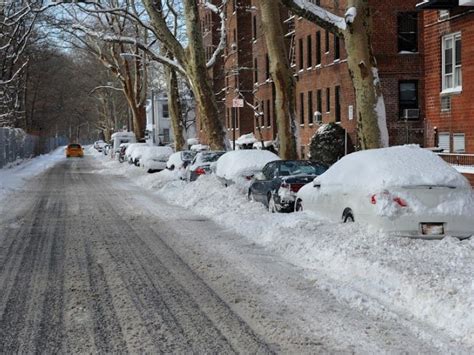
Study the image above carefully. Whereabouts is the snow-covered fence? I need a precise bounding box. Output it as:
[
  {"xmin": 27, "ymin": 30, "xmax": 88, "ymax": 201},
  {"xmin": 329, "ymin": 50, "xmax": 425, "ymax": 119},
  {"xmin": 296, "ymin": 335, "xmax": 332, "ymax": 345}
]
[
  {"xmin": 438, "ymin": 152, "xmax": 474, "ymax": 167},
  {"xmin": 0, "ymin": 128, "xmax": 66, "ymax": 169}
]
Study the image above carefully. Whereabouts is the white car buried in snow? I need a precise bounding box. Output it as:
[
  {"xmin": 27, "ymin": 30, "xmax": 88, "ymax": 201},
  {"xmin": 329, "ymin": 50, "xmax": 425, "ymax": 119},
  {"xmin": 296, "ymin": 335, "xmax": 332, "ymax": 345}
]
[
  {"xmin": 295, "ymin": 145, "xmax": 474, "ymax": 239},
  {"xmin": 139, "ymin": 146, "xmax": 174, "ymax": 173},
  {"xmin": 216, "ymin": 149, "xmax": 280, "ymax": 189}
]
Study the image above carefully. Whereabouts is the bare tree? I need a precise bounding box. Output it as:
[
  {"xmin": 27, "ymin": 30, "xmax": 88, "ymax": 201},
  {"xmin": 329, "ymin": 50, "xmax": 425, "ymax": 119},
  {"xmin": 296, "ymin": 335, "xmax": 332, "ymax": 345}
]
[
  {"xmin": 279, "ymin": 0, "xmax": 389, "ymax": 149},
  {"xmin": 259, "ymin": 0, "xmax": 298, "ymax": 159}
]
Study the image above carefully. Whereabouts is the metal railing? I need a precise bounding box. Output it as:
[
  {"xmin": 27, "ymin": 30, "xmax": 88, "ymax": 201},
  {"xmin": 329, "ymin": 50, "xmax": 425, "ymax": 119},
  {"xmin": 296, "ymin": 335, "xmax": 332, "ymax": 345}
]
[{"xmin": 438, "ymin": 153, "xmax": 474, "ymax": 167}]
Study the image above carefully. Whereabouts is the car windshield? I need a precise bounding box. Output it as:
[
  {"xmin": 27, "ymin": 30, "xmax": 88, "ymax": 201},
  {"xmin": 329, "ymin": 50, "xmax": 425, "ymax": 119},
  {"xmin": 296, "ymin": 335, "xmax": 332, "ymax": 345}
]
[
  {"xmin": 68, "ymin": 144, "xmax": 81, "ymax": 149},
  {"xmin": 182, "ymin": 151, "xmax": 196, "ymax": 161},
  {"xmin": 200, "ymin": 152, "xmax": 225, "ymax": 163},
  {"xmin": 278, "ymin": 162, "xmax": 326, "ymax": 176}
]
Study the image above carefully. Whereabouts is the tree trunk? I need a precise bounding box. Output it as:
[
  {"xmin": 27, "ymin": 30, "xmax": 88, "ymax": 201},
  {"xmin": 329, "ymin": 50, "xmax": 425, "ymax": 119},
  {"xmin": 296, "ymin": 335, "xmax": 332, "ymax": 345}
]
[
  {"xmin": 345, "ymin": 0, "xmax": 388, "ymax": 149},
  {"xmin": 182, "ymin": 0, "xmax": 226, "ymax": 150},
  {"xmin": 259, "ymin": 0, "xmax": 298, "ymax": 159},
  {"xmin": 165, "ymin": 66, "xmax": 186, "ymax": 151}
]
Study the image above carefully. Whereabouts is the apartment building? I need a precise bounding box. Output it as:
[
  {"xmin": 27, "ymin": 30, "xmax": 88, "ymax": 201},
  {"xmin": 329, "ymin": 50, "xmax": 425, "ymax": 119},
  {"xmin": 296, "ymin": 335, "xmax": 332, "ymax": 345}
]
[
  {"xmin": 199, "ymin": 0, "xmax": 425, "ymax": 156},
  {"xmin": 417, "ymin": 0, "xmax": 474, "ymax": 154}
]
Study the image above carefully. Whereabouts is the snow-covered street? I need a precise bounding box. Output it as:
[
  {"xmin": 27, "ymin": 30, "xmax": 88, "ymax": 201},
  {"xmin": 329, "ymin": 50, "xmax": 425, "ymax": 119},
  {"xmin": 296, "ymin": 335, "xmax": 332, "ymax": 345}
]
[{"xmin": 0, "ymin": 149, "xmax": 472, "ymax": 353}]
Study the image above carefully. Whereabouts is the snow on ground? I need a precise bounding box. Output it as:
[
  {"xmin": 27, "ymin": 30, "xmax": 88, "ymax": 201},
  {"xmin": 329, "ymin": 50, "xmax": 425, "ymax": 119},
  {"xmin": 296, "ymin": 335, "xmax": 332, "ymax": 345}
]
[
  {"xmin": 0, "ymin": 146, "xmax": 65, "ymax": 201},
  {"xmin": 91, "ymin": 148, "xmax": 474, "ymax": 349}
]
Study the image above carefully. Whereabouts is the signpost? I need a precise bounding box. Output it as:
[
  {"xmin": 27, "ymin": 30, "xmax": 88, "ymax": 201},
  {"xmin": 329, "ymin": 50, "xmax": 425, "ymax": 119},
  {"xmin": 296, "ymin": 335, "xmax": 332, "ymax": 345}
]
[{"xmin": 232, "ymin": 99, "xmax": 244, "ymax": 150}]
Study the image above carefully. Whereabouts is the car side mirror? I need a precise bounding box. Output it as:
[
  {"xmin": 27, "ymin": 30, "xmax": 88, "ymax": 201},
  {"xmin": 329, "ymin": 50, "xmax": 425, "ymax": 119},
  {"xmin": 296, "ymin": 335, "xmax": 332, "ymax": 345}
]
[{"xmin": 313, "ymin": 179, "xmax": 321, "ymax": 188}]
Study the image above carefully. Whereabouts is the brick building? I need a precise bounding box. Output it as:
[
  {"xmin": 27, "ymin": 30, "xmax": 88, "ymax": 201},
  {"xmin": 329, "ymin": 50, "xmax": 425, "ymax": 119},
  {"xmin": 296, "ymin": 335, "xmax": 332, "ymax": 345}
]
[
  {"xmin": 417, "ymin": 0, "xmax": 474, "ymax": 154},
  {"xmin": 199, "ymin": 0, "xmax": 425, "ymax": 156}
]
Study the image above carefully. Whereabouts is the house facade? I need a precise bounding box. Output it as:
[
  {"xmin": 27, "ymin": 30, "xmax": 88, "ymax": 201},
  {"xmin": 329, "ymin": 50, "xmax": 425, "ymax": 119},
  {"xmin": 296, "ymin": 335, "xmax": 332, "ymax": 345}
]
[{"xmin": 417, "ymin": 0, "xmax": 474, "ymax": 154}]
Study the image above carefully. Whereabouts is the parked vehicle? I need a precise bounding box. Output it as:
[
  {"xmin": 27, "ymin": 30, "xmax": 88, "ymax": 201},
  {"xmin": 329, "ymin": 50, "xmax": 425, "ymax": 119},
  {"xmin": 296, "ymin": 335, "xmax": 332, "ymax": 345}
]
[
  {"xmin": 186, "ymin": 151, "xmax": 226, "ymax": 182},
  {"xmin": 65, "ymin": 143, "xmax": 84, "ymax": 158},
  {"xmin": 166, "ymin": 151, "xmax": 196, "ymax": 178},
  {"xmin": 125, "ymin": 143, "xmax": 148, "ymax": 165},
  {"xmin": 215, "ymin": 150, "xmax": 280, "ymax": 188},
  {"xmin": 93, "ymin": 140, "xmax": 106, "ymax": 152},
  {"xmin": 111, "ymin": 131, "xmax": 136, "ymax": 158},
  {"xmin": 103, "ymin": 144, "xmax": 111, "ymax": 156},
  {"xmin": 118, "ymin": 143, "xmax": 130, "ymax": 163},
  {"xmin": 249, "ymin": 160, "xmax": 327, "ymax": 212},
  {"xmin": 295, "ymin": 146, "xmax": 474, "ymax": 239},
  {"xmin": 140, "ymin": 146, "xmax": 174, "ymax": 173}
]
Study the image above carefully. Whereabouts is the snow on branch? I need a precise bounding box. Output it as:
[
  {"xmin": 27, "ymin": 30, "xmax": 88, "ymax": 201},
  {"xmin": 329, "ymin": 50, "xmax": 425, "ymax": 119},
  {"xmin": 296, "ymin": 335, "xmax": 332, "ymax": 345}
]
[
  {"xmin": 72, "ymin": 24, "xmax": 186, "ymax": 76},
  {"xmin": 204, "ymin": 0, "xmax": 227, "ymax": 69},
  {"xmin": 281, "ymin": 0, "xmax": 348, "ymax": 34}
]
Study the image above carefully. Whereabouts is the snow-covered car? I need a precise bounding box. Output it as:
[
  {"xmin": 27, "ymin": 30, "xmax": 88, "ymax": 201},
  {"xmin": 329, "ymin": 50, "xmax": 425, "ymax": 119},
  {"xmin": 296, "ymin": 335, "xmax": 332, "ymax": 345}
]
[
  {"xmin": 249, "ymin": 160, "xmax": 327, "ymax": 212},
  {"xmin": 166, "ymin": 151, "xmax": 196, "ymax": 178},
  {"xmin": 125, "ymin": 143, "xmax": 148, "ymax": 165},
  {"xmin": 186, "ymin": 151, "xmax": 226, "ymax": 182},
  {"xmin": 216, "ymin": 150, "xmax": 280, "ymax": 189},
  {"xmin": 295, "ymin": 145, "xmax": 474, "ymax": 239},
  {"xmin": 93, "ymin": 140, "xmax": 106, "ymax": 152},
  {"xmin": 140, "ymin": 146, "xmax": 174, "ymax": 173},
  {"xmin": 118, "ymin": 143, "xmax": 130, "ymax": 163}
]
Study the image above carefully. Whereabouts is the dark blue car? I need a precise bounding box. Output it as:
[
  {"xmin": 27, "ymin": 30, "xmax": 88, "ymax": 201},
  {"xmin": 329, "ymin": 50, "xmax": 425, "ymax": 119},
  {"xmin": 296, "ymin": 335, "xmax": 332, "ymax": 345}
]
[{"xmin": 248, "ymin": 160, "xmax": 327, "ymax": 212}]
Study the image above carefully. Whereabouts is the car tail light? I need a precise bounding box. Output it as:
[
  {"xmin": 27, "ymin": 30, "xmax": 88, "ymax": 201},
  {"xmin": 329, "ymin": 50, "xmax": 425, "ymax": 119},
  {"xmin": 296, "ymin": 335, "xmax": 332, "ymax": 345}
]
[
  {"xmin": 393, "ymin": 197, "xmax": 407, "ymax": 207},
  {"xmin": 371, "ymin": 192, "xmax": 408, "ymax": 207},
  {"xmin": 195, "ymin": 167, "xmax": 206, "ymax": 175},
  {"xmin": 290, "ymin": 183, "xmax": 304, "ymax": 193}
]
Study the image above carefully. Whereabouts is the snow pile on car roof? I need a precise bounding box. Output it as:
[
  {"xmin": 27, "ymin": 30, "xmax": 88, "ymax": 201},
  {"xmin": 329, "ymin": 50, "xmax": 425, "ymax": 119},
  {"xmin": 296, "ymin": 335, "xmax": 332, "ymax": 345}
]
[
  {"xmin": 216, "ymin": 150, "xmax": 280, "ymax": 180},
  {"xmin": 141, "ymin": 146, "xmax": 173, "ymax": 160},
  {"xmin": 318, "ymin": 145, "xmax": 470, "ymax": 189}
]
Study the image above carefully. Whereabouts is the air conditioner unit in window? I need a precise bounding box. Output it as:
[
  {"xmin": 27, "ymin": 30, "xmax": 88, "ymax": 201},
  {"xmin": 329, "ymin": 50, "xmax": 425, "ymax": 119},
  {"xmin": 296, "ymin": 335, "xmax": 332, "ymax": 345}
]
[
  {"xmin": 403, "ymin": 108, "xmax": 420, "ymax": 119},
  {"xmin": 314, "ymin": 111, "xmax": 322, "ymax": 123}
]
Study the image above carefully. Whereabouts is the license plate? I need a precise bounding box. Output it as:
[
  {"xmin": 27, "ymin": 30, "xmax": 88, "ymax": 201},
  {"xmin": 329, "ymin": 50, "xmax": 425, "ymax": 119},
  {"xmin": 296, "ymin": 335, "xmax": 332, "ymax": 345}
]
[{"xmin": 421, "ymin": 223, "xmax": 444, "ymax": 235}]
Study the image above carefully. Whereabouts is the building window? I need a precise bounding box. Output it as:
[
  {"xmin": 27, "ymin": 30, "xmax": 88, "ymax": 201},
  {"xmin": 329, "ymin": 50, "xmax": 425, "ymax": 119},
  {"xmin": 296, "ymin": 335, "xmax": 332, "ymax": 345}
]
[
  {"xmin": 254, "ymin": 58, "xmax": 258, "ymax": 84},
  {"xmin": 163, "ymin": 128, "xmax": 170, "ymax": 143},
  {"xmin": 335, "ymin": 86, "xmax": 341, "ymax": 122},
  {"xmin": 442, "ymin": 33, "xmax": 462, "ymax": 92},
  {"xmin": 441, "ymin": 96, "xmax": 451, "ymax": 112},
  {"xmin": 326, "ymin": 88, "xmax": 330, "ymax": 113},
  {"xmin": 325, "ymin": 30, "xmax": 330, "ymax": 53},
  {"xmin": 299, "ymin": 38, "xmax": 304, "ymax": 70},
  {"xmin": 334, "ymin": 35, "xmax": 340, "ymax": 60},
  {"xmin": 300, "ymin": 92, "xmax": 305, "ymax": 124},
  {"xmin": 316, "ymin": 31, "xmax": 321, "ymax": 65},
  {"xmin": 266, "ymin": 54, "xmax": 270, "ymax": 79},
  {"xmin": 252, "ymin": 15, "xmax": 257, "ymax": 40},
  {"xmin": 438, "ymin": 133, "xmax": 450, "ymax": 152},
  {"xmin": 398, "ymin": 12, "xmax": 418, "ymax": 53},
  {"xmin": 162, "ymin": 104, "xmax": 169, "ymax": 118},
  {"xmin": 266, "ymin": 100, "xmax": 271, "ymax": 127},
  {"xmin": 399, "ymin": 81, "xmax": 419, "ymax": 119},
  {"xmin": 307, "ymin": 35, "xmax": 312, "ymax": 68},
  {"xmin": 316, "ymin": 89, "xmax": 322, "ymax": 117},
  {"xmin": 308, "ymin": 91, "xmax": 313, "ymax": 124},
  {"xmin": 453, "ymin": 133, "xmax": 465, "ymax": 153}
]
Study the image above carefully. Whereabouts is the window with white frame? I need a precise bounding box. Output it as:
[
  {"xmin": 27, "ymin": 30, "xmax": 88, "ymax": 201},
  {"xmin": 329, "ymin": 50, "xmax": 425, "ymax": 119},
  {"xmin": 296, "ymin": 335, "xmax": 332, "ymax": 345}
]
[
  {"xmin": 453, "ymin": 133, "xmax": 465, "ymax": 153},
  {"xmin": 438, "ymin": 132, "xmax": 450, "ymax": 152},
  {"xmin": 442, "ymin": 33, "xmax": 462, "ymax": 93}
]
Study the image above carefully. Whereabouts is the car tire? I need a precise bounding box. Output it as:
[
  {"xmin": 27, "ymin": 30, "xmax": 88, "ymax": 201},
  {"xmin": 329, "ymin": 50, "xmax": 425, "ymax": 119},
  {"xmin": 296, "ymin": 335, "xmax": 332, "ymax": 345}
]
[
  {"xmin": 343, "ymin": 209, "xmax": 354, "ymax": 223},
  {"xmin": 295, "ymin": 199, "xmax": 303, "ymax": 212}
]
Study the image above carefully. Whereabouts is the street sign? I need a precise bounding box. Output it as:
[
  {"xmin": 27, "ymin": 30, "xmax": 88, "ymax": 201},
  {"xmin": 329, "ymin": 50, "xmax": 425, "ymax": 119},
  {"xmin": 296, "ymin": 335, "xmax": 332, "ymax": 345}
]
[{"xmin": 232, "ymin": 98, "xmax": 244, "ymax": 108}]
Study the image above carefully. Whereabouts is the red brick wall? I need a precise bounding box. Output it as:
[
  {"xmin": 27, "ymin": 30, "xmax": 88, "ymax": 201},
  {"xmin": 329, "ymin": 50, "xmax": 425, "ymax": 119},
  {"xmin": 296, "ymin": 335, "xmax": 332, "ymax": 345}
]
[{"xmin": 423, "ymin": 10, "xmax": 474, "ymax": 153}]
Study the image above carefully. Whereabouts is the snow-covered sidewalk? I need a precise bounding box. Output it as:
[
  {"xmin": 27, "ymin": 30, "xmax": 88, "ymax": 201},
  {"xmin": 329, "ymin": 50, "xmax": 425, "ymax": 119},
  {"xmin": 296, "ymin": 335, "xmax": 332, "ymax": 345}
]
[
  {"xmin": 0, "ymin": 147, "xmax": 65, "ymax": 201},
  {"xmin": 92, "ymin": 149, "xmax": 474, "ymax": 350}
]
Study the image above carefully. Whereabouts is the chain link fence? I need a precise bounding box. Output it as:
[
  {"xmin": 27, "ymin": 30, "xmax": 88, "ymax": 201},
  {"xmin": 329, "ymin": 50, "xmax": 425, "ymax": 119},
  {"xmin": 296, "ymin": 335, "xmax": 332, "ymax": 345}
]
[{"xmin": 0, "ymin": 128, "xmax": 68, "ymax": 169}]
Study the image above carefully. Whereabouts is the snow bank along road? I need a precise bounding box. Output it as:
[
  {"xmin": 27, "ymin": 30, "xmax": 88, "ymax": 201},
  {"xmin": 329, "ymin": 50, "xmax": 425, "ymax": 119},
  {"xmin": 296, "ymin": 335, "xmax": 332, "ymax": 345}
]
[{"xmin": 0, "ymin": 153, "xmax": 471, "ymax": 353}]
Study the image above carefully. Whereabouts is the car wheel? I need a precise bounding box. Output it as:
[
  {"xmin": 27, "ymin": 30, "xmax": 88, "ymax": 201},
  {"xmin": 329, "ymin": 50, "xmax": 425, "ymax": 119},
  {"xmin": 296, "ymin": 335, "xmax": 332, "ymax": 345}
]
[
  {"xmin": 343, "ymin": 209, "xmax": 354, "ymax": 223},
  {"xmin": 295, "ymin": 199, "xmax": 303, "ymax": 212}
]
